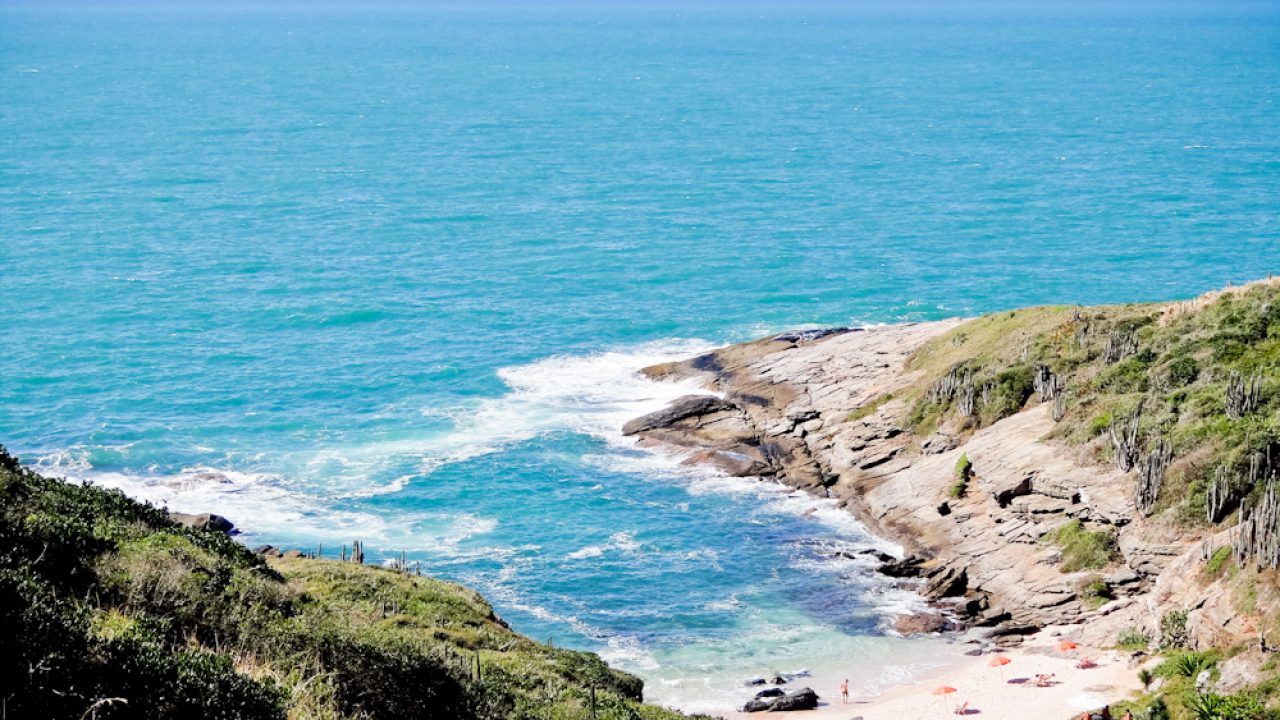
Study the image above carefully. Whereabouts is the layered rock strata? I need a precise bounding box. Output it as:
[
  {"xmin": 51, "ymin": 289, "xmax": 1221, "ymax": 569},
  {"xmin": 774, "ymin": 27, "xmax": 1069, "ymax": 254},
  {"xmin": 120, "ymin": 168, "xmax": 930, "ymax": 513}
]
[{"xmin": 625, "ymin": 321, "xmax": 1262, "ymax": 648}]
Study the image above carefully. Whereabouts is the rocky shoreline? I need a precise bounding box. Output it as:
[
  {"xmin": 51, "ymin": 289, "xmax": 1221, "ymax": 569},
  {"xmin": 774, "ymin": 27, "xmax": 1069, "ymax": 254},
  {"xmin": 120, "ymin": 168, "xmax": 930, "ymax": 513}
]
[{"xmin": 622, "ymin": 319, "xmax": 1269, "ymax": 664}]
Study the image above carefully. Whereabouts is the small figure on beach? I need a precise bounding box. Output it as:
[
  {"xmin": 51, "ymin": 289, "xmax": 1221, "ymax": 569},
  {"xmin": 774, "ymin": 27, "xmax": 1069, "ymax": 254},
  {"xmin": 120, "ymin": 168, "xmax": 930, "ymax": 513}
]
[
  {"xmin": 840, "ymin": 678, "xmax": 849, "ymax": 704},
  {"xmin": 1122, "ymin": 711, "xmax": 1135, "ymax": 720},
  {"xmin": 1101, "ymin": 705, "xmax": 1112, "ymax": 720}
]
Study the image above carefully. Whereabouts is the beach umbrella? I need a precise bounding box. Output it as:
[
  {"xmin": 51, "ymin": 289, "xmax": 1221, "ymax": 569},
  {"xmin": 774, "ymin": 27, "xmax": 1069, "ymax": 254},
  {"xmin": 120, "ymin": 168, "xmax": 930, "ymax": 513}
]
[
  {"xmin": 988, "ymin": 655, "xmax": 1011, "ymax": 683},
  {"xmin": 932, "ymin": 685, "xmax": 958, "ymax": 713}
]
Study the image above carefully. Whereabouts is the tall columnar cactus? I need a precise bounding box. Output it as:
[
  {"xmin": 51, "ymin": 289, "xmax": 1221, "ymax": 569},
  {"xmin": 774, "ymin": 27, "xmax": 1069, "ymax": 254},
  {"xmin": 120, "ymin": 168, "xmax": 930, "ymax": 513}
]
[
  {"xmin": 1110, "ymin": 398, "xmax": 1146, "ymax": 472},
  {"xmin": 1135, "ymin": 435, "xmax": 1171, "ymax": 516},
  {"xmin": 1103, "ymin": 328, "xmax": 1139, "ymax": 364},
  {"xmin": 1206, "ymin": 466, "xmax": 1235, "ymax": 524},
  {"xmin": 1033, "ymin": 365, "xmax": 1062, "ymax": 402},
  {"xmin": 928, "ymin": 363, "xmax": 973, "ymax": 404},
  {"xmin": 1225, "ymin": 371, "xmax": 1262, "ymax": 419},
  {"xmin": 1051, "ymin": 392, "xmax": 1067, "ymax": 422},
  {"xmin": 1234, "ymin": 479, "xmax": 1280, "ymax": 570}
]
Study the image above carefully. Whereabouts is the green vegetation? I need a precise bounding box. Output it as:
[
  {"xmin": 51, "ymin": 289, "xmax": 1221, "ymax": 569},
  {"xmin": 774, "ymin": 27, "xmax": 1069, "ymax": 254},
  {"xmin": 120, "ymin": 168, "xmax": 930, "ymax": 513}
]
[
  {"xmin": 1078, "ymin": 575, "xmax": 1114, "ymax": 609},
  {"xmin": 1118, "ymin": 627, "xmax": 1153, "ymax": 652},
  {"xmin": 0, "ymin": 447, "xmax": 702, "ymax": 720},
  {"xmin": 1044, "ymin": 519, "xmax": 1121, "ymax": 572},
  {"xmin": 903, "ymin": 279, "xmax": 1280, "ymax": 530},
  {"xmin": 950, "ymin": 453, "xmax": 972, "ymax": 499},
  {"xmin": 1107, "ymin": 648, "xmax": 1280, "ymax": 720},
  {"xmin": 1204, "ymin": 546, "xmax": 1233, "ymax": 577},
  {"xmin": 846, "ymin": 392, "xmax": 894, "ymax": 422},
  {"xmin": 1160, "ymin": 610, "xmax": 1189, "ymax": 650}
]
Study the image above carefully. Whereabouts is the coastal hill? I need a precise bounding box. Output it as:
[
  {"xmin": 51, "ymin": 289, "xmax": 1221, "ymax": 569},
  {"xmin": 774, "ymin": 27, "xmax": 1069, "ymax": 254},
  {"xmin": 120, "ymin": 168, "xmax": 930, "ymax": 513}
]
[
  {"xmin": 0, "ymin": 446, "xmax": 710, "ymax": 720},
  {"xmin": 627, "ymin": 278, "xmax": 1280, "ymax": 719}
]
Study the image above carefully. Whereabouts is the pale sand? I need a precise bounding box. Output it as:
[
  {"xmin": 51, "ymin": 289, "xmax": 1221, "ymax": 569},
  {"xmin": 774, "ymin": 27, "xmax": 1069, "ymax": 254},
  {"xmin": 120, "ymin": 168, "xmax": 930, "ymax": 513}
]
[{"xmin": 721, "ymin": 637, "xmax": 1145, "ymax": 720}]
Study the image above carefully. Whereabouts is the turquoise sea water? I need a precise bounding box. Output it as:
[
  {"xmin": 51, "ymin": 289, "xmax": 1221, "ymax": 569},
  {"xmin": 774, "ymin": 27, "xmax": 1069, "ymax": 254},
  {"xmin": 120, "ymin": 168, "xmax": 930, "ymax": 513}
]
[{"xmin": 3, "ymin": 1, "xmax": 1280, "ymax": 712}]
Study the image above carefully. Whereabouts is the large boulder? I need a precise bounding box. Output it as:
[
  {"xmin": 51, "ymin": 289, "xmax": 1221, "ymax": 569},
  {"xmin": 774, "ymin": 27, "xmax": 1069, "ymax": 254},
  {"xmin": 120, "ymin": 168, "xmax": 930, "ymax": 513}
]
[
  {"xmin": 741, "ymin": 687, "xmax": 820, "ymax": 712},
  {"xmin": 168, "ymin": 511, "xmax": 235, "ymax": 534}
]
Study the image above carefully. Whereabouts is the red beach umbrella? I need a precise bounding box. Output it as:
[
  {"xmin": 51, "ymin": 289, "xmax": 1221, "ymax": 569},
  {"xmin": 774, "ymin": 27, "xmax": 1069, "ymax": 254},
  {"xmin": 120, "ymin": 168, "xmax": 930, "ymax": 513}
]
[
  {"xmin": 932, "ymin": 685, "xmax": 958, "ymax": 713},
  {"xmin": 988, "ymin": 654, "xmax": 1011, "ymax": 682}
]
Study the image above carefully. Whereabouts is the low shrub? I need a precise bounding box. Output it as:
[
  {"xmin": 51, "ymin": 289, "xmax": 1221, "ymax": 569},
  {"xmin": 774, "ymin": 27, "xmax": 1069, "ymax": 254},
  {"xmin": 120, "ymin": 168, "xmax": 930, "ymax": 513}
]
[{"xmin": 1044, "ymin": 520, "xmax": 1121, "ymax": 572}]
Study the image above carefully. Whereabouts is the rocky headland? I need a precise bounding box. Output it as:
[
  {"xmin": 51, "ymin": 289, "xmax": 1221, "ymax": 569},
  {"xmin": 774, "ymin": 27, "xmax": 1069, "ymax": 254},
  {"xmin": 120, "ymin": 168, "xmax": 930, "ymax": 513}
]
[{"xmin": 625, "ymin": 280, "xmax": 1280, "ymax": 715}]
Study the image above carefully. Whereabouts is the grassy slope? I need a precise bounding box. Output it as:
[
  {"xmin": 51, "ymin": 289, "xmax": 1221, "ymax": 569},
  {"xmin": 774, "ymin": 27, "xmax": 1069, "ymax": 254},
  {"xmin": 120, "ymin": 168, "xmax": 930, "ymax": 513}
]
[
  {"xmin": 903, "ymin": 278, "xmax": 1280, "ymax": 531},
  {"xmin": 869, "ymin": 279, "xmax": 1280, "ymax": 720},
  {"xmin": 0, "ymin": 447, "xmax": 703, "ymax": 720}
]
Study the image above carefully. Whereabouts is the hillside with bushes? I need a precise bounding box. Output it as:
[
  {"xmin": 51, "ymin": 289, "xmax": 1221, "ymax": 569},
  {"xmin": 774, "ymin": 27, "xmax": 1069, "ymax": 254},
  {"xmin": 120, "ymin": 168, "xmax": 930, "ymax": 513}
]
[{"xmin": 0, "ymin": 447, "xmax": 702, "ymax": 720}]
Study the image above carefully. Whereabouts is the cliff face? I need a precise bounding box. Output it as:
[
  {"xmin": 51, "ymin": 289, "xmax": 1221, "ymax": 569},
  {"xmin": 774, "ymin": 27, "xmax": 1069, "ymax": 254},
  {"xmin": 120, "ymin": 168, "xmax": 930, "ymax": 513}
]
[{"xmin": 624, "ymin": 283, "xmax": 1280, "ymax": 664}]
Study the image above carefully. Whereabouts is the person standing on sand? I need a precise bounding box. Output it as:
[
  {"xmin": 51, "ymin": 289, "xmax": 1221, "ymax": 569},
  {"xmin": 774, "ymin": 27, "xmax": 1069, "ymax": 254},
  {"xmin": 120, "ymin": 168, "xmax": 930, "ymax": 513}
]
[{"xmin": 840, "ymin": 679, "xmax": 849, "ymax": 704}]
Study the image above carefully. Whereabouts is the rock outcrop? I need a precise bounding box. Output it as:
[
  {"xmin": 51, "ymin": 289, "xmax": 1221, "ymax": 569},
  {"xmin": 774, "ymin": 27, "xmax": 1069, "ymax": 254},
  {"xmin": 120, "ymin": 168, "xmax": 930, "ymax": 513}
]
[
  {"xmin": 168, "ymin": 510, "xmax": 235, "ymax": 534},
  {"xmin": 624, "ymin": 321, "xmax": 1273, "ymax": 651},
  {"xmin": 742, "ymin": 687, "xmax": 819, "ymax": 712}
]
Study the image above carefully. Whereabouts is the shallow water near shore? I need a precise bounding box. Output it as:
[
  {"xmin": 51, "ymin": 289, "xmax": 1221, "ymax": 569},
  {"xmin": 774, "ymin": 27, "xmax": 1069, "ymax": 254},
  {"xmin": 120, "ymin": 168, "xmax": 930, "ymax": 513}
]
[{"xmin": 3, "ymin": 1, "xmax": 1280, "ymax": 713}]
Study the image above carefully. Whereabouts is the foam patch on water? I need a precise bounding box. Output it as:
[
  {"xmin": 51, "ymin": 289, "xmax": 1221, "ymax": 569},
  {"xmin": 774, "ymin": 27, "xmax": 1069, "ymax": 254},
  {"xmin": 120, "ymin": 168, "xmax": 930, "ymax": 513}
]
[{"xmin": 310, "ymin": 338, "xmax": 717, "ymax": 481}]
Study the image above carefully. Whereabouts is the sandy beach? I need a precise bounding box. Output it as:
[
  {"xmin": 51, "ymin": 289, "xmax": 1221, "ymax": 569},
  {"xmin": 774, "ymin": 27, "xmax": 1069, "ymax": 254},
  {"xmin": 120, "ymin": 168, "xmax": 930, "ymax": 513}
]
[{"xmin": 723, "ymin": 632, "xmax": 1145, "ymax": 720}]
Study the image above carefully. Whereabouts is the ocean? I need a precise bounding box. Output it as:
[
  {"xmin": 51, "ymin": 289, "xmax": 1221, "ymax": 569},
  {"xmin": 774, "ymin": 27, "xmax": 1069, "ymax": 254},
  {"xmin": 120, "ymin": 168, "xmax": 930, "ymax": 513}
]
[{"xmin": 3, "ymin": 1, "xmax": 1279, "ymax": 712}]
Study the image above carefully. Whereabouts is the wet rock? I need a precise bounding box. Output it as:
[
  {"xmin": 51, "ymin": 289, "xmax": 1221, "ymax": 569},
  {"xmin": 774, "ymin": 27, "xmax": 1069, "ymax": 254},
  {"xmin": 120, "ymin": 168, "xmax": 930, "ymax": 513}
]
[
  {"xmin": 753, "ymin": 688, "xmax": 785, "ymax": 698},
  {"xmin": 895, "ymin": 612, "xmax": 953, "ymax": 635},
  {"xmin": 744, "ymin": 677, "xmax": 767, "ymax": 686},
  {"xmin": 774, "ymin": 687, "xmax": 819, "ymax": 711},
  {"xmin": 684, "ymin": 448, "xmax": 770, "ymax": 477},
  {"xmin": 877, "ymin": 555, "xmax": 927, "ymax": 578},
  {"xmin": 168, "ymin": 511, "xmax": 235, "ymax": 534},
  {"xmin": 621, "ymin": 395, "xmax": 737, "ymax": 436},
  {"xmin": 742, "ymin": 687, "xmax": 820, "ymax": 713}
]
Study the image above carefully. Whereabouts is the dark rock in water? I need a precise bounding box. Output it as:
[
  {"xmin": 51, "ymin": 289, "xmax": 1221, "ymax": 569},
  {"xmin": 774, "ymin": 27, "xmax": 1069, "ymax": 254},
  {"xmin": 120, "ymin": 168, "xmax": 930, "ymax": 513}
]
[
  {"xmin": 773, "ymin": 688, "xmax": 820, "ymax": 711},
  {"xmin": 774, "ymin": 328, "xmax": 852, "ymax": 344},
  {"xmin": 769, "ymin": 675, "xmax": 788, "ymax": 685},
  {"xmin": 621, "ymin": 395, "xmax": 737, "ymax": 436},
  {"xmin": 169, "ymin": 511, "xmax": 235, "ymax": 534},
  {"xmin": 742, "ymin": 687, "xmax": 820, "ymax": 713},
  {"xmin": 255, "ymin": 545, "xmax": 283, "ymax": 558},
  {"xmin": 754, "ymin": 688, "xmax": 785, "ymax": 698},
  {"xmin": 685, "ymin": 447, "xmax": 770, "ymax": 477},
  {"xmin": 744, "ymin": 677, "xmax": 767, "ymax": 686},
  {"xmin": 877, "ymin": 554, "xmax": 927, "ymax": 578},
  {"xmin": 837, "ymin": 548, "xmax": 895, "ymax": 564}
]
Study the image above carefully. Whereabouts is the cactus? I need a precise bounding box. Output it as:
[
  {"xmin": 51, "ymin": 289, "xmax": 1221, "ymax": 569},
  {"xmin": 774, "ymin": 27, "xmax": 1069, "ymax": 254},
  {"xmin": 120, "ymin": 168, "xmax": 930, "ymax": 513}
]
[
  {"xmin": 1135, "ymin": 434, "xmax": 1171, "ymax": 516},
  {"xmin": 1225, "ymin": 371, "xmax": 1262, "ymax": 419},
  {"xmin": 1206, "ymin": 466, "xmax": 1236, "ymax": 524},
  {"xmin": 1103, "ymin": 328, "xmax": 1139, "ymax": 364},
  {"xmin": 1033, "ymin": 365, "xmax": 1062, "ymax": 402},
  {"xmin": 928, "ymin": 363, "xmax": 973, "ymax": 404},
  {"xmin": 351, "ymin": 540, "xmax": 364, "ymax": 564},
  {"xmin": 1233, "ymin": 478, "xmax": 1280, "ymax": 570},
  {"xmin": 1110, "ymin": 398, "xmax": 1145, "ymax": 472}
]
